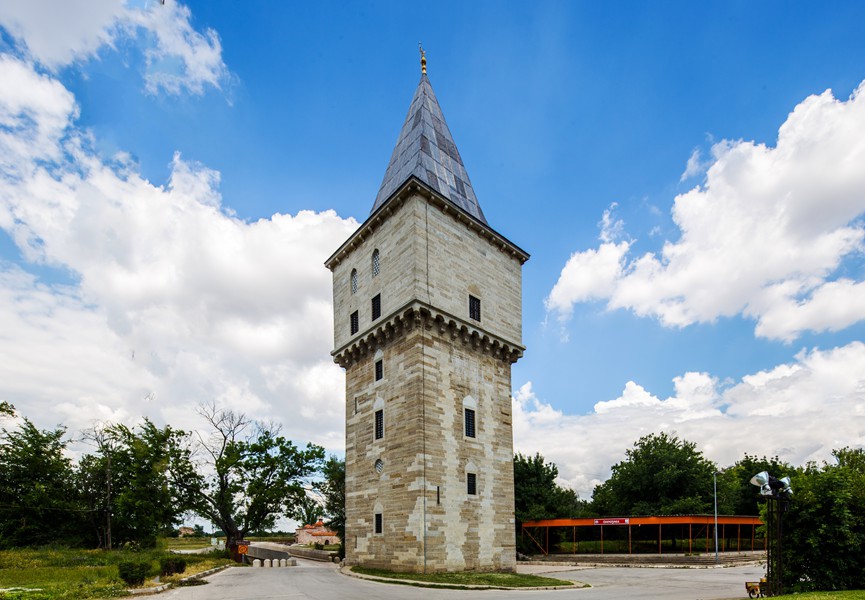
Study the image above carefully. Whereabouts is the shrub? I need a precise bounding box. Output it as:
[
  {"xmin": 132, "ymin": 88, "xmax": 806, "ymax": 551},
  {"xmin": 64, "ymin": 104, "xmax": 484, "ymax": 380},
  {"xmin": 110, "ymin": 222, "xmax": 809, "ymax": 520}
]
[
  {"xmin": 160, "ymin": 556, "xmax": 187, "ymax": 576},
  {"xmin": 313, "ymin": 543, "xmax": 324, "ymax": 550},
  {"xmin": 117, "ymin": 559, "xmax": 151, "ymax": 586}
]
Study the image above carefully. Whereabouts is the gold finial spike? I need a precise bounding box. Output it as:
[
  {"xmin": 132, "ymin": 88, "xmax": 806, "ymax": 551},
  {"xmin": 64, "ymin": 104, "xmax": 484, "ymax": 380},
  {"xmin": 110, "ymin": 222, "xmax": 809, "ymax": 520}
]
[{"xmin": 419, "ymin": 42, "xmax": 427, "ymax": 75}]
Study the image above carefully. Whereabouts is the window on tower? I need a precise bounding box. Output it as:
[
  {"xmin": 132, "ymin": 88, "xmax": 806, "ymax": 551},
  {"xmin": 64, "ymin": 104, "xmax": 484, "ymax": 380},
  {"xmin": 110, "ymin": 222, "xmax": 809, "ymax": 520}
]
[
  {"xmin": 467, "ymin": 472, "xmax": 477, "ymax": 496},
  {"xmin": 374, "ymin": 409, "xmax": 384, "ymax": 440},
  {"xmin": 350, "ymin": 269, "xmax": 358, "ymax": 294},
  {"xmin": 469, "ymin": 295, "xmax": 481, "ymax": 321},
  {"xmin": 374, "ymin": 512, "xmax": 383, "ymax": 534},
  {"xmin": 375, "ymin": 359, "xmax": 383, "ymax": 381},
  {"xmin": 350, "ymin": 310, "xmax": 359, "ymax": 335},
  {"xmin": 372, "ymin": 294, "xmax": 381, "ymax": 321},
  {"xmin": 372, "ymin": 249, "xmax": 380, "ymax": 277},
  {"xmin": 464, "ymin": 407, "xmax": 476, "ymax": 438}
]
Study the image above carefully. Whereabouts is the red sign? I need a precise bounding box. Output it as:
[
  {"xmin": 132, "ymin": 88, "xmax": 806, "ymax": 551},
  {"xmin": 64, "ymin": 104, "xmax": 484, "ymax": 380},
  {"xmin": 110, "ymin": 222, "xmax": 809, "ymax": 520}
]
[{"xmin": 594, "ymin": 518, "xmax": 630, "ymax": 525}]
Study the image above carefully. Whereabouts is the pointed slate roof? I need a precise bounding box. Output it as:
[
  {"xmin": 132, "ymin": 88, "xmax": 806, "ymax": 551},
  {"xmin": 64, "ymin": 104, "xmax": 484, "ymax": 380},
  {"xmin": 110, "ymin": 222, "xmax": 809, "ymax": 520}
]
[{"xmin": 371, "ymin": 74, "xmax": 487, "ymax": 225}]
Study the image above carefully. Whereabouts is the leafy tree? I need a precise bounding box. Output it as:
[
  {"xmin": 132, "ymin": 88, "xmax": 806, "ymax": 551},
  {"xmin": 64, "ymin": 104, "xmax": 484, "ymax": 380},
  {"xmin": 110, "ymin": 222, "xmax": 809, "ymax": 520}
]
[
  {"xmin": 316, "ymin": 456, "xmax": 345, "ymax": 555},
  {"xmin": 514, "ymin": 452, "xmax": 586, "ymax": 524},
  {"xmin": 184, "ymin": 403, "xmax": 324, "ymax": 550},
  {"xmin": 591, "ymin": 433, "xmax": 715, "ymax": 516},
  {"xmin": 716, "ymin": 453, "xmax": 793, "ymax": 516},
  {"xmin": 514, "ymin": 453, "xmax": 586, "ymax": 555},
  {"xmin": 79, "ymin": 419, "xmax": 198, "ymax": 548},
  {"xmin": 289, "ymin": 492, "xmax": 322, "ymax": 527},
  {"xmin": 780, "ymin": 447, "xmax": 865, "ymax": 591},
  {"xmin": 0, "ymin": 419, "xmax": 86, "ymax": 547},
  {"xmin": 0, "ymin": 401, "xmax": 14, "ymax": 417}
]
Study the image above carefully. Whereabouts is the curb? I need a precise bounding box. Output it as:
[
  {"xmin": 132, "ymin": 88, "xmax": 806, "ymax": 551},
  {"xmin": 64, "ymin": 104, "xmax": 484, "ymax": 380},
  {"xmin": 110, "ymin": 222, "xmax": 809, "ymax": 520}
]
[
  {"xmin": 127, "ymin": 564, "xmax": 233, "ymax": 595},
  {"xmin": 517, "ymin": 559, "xmax": 764, "ymax": 570},
  {"xmin": 339, "ymin": 566, "xmax": 581, "ymax": 591}
]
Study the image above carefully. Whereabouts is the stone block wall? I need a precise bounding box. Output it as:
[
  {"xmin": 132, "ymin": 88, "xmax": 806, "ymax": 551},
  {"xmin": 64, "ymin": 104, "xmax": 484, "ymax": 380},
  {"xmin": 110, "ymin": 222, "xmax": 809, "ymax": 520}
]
[{"xmin": 332, "ymin": 189, "xmax": 524, "ymax": 573}]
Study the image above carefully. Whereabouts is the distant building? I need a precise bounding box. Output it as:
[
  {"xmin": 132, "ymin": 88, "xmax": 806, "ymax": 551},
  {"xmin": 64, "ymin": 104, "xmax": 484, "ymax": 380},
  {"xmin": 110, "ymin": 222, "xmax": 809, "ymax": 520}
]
[
  {"xmin": 326, "ymin": 51, "xmax": 528, "ymax": 573},
  {"xmin": 295, "ymin": 520, "xmax": 339, "ymax": 545},
  {"xmin": 177, "ymin": 526, "xmax": 196, "ymax": 537}
]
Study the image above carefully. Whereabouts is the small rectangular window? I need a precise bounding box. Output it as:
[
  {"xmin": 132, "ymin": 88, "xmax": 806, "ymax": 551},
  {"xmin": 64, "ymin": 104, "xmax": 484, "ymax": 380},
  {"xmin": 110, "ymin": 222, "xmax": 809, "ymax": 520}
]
[
  {"xmin": 469, "ymin": 295, "xmax": 481, "ymax": 321},
  {"xmin": 350, "ymin": 310, "xmax": 359, "ymax": 335},
  {"xmin": 372, "ymin": 294, "xmax": 381, "ymax": 321},
  {"xmin": 374, "ymin": 409, "xmax": 384, "ymax": 440},
  {"xmin": 374, "ymin": 512, "xmax": 383, "ymax": 534},
  {"xmin": 375, "ymin": 359, "xmax": 383, "ymax": 381},
  {"xmin": 464, "ymin": 408, "xmax": 476, "ymax": 438},
  {"xmin": 467, "ymin": 473, "xmax": 477, "ymax": 496}
]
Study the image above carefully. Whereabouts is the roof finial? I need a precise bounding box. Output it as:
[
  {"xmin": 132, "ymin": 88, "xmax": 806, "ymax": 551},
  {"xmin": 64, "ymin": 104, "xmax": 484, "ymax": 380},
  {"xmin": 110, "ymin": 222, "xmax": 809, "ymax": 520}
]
[{"xmin": 419, "ymin": 42, "xmax": 426, "ymax": 75}]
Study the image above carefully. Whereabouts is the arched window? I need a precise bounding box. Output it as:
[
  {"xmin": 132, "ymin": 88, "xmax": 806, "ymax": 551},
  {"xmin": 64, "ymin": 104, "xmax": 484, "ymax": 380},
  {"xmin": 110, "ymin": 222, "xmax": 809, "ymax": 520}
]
[
  {"xmin": 350, "ymin": 269, "xmax": 358, "ymax": 294},
  {"xmin": 374, "ymin": 349, "xmax": 384, "ymax": 383},
  {"xmin": 463, "ymin": 396, "xmax": 477, "ymax": 439},
  {"xmin": 371, "ymin": 249, "xmax": 380, "ymax": 277},
  {"xmin": 373, "ymin": 501, "xmax": 384, "ymax": 535}
]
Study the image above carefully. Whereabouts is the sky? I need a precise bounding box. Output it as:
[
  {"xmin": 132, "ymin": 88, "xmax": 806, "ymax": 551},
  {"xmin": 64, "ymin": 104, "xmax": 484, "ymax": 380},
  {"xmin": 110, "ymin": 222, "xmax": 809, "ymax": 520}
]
[{"xmin": 1, "ymin": 1, "xmax": 865, "ymax": 503}]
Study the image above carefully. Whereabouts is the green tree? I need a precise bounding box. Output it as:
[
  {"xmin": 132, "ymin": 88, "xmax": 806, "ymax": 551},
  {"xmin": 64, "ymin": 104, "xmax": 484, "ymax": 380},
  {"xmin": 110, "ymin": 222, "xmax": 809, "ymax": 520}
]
[
  {"xmin": 80, "ymin": 419, "xmax": 198, "ymax": 548},
  {"xmin": 591, "ymin": 433, "xmax": 715, "ymax": 516},
  {"xmin": 0, "ymin": 419, "xmax": 86, "ymax": 547},
  {"xmin": 289, "ymin": 492, "xmax": 322, "ymax": 527},
  {"xmin": 186, "ymin": 403, "xmax": 325, "ymax": 550},
  {"xmin": 780, "ymin": 447, "xmax": 865, "ymax": 591},
  {"xmin": 316, "ymin": 456, "xmax": 345, "ymax": 555},
  {"xmin": 716, "ymin": 453, "xmax": 793, "ymax": 516},
  {"xmin": 0, "ymin": 401, "xmax": 14, "ymax": 417},
  {"xmin": 514, "ymin": 452, "xmax": 586, "ymax": 524},
  {"xmin": 514, "ymin": 453, "xmax": 586, "ymax": 555}
]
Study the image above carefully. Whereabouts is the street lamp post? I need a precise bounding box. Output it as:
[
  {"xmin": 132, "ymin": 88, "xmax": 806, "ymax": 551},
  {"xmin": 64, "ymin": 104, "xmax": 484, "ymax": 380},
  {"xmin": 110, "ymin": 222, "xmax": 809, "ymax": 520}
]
[{"xmin": 750, "ymin": 471, "xmax": 793, "ymax": 597}]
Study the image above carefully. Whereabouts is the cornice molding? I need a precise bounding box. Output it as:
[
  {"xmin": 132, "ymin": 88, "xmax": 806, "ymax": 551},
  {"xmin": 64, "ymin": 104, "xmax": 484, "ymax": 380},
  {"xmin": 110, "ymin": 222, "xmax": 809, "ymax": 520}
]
[{"xmin": 332, "ymin": 300, "xmax": 525, "ymax": 368}]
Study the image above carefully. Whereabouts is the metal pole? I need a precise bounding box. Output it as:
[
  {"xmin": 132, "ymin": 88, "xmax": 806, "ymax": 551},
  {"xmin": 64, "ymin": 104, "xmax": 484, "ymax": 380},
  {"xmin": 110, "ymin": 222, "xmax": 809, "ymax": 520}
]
[{"xmin": 713, "ymin": 471, "xmax": 719, "ymax": 564}]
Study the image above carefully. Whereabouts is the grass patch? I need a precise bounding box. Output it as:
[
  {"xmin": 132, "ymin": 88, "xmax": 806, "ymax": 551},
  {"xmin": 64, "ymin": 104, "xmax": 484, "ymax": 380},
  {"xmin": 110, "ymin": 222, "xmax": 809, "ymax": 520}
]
[
  {"xmin": 774, "ymin": 593, "xmax": 865, "ymax": 599},
  {"xmin": 164, "ymin": 537, "xmax": 221, "ymax": 551},
  {"xmin": 0, "ymin": 542, "xmax": 232, "ymax": 600},
  {"xmin": 351, "ymin": 566, "xmax": 575, "ymax": 588}
]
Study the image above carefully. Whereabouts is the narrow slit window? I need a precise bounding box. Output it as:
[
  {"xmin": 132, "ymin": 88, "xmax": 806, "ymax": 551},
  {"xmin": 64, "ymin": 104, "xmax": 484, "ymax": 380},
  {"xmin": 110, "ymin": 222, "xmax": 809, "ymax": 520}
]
[
  {"xmin": 469, "ymin": 295, "xmax": 481, "ymax": 321},
  {"xmin": 350, "ymin": 310, "xmax": 359, "ymax": 335},
  {"xmin": 372, "ymin": 249, "xmax": 380, "ymax": 277},
  {"xmin": 374, "ymin": 409, "xmax": 384, "ymax": 440},
  {"xmin": 372, "ymin": 294, "xmax": 381, "ymax": 321},
  {"xmin": 464, "ymin": 407, "xmax": 476, "ymax": 438},
  {"xmin": 374, "ymin": 512, "xmax": 383, "ymax": 534},
  {"xmin": 467, "ymin": 473, "xmax": 477, "ymax": 496},
  {"xmin": 375, "ymin": 359, "xmax": 383, "ymax": 381},
  {"xmin": 350, "ymin": 269, "xmax": 358, "ymax": 294}
]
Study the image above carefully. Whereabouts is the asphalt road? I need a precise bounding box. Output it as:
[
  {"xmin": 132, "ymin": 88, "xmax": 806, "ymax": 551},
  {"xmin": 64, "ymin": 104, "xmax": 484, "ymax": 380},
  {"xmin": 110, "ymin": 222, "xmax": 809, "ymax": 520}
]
[{"xmin": 159, "ymin": 558, "xmax": 764, "ymax": 600}]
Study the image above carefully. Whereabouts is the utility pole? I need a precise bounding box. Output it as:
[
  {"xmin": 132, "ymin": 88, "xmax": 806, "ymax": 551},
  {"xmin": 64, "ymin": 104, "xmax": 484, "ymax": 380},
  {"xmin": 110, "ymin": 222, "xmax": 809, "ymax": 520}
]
[
  {"xmin": 713, "ymin": 471, "xmax": 719, "ymax": 564},
  {"xmin": 106, "ymin": 452, "xmax": 112, "ymax": 550}
]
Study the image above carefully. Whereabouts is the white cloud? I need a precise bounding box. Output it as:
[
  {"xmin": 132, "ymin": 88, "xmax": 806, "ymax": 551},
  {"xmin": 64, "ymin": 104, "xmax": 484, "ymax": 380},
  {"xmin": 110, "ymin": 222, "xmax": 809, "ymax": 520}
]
[
  {"xmin": 0, "ymin": 0, "xmax": 125, "ymax": 68},
  {"xmin": 513, "ymin": 342, "xmax": 865, "ymax": 499},
  {"xmin": 548, "ymin": 81, "xmax": 865, "ymax": 341},
  {"xmin": 680, "ymin": 147, "xmax": 709, "ymax": 181},
  {"xmin": 0, "ymin": 54, "xmax": 356, "ymax": 448},
  {"xmin": 0, "ymin": 0, "xmax": 228, "ymax": 96},
  {"xmin": 127, "ymin": 1, "xmax": 229, "ymax": 96},
  {"xmin": 545, "ymin": 241, "xmax": 630, "ymax": 319}
]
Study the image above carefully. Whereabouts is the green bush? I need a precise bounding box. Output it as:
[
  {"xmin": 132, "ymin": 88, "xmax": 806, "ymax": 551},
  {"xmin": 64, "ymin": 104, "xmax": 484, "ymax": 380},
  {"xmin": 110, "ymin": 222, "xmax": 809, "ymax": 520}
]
[
  {"xmin": 160, "ymin": 556, "xmax": 187, "ymax": 576},
  {"xmin": 313, "ymin": 542, "xmax": 324, "ymax": 550},
  {"xmin": 117, "ymin": 559, "xmax": 151, "ymax": 586}
]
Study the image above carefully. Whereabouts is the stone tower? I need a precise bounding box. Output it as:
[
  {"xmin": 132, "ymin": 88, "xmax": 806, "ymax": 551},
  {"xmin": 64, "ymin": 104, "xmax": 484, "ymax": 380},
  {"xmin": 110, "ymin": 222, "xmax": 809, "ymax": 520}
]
[{"xmin": 325, "ymin": 56, "xmax": 528, "ymax": 573}]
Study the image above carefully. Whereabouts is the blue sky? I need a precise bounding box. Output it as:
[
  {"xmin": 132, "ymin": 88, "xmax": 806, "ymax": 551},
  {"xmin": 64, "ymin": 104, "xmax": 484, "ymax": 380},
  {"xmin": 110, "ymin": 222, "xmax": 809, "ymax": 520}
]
[{"xmin": 2, "ymin": 1, "xmax": 865, "ymax": 499}]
